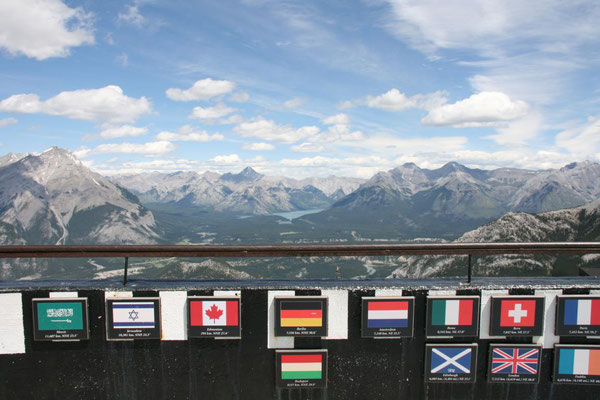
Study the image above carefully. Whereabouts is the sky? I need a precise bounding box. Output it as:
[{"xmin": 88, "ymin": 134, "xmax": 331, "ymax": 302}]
[{"xmin": 0, "ymin": 0, "xmax": 599, "ymax": 178}]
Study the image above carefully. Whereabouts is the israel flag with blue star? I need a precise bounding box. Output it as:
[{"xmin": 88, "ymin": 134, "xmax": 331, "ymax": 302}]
[
  {"xmin": 112, "ymin": 301, "xmax": 155, "ymax": 329},
  {"xmin": 431, "ymin": 346, "xmax": 472, "ymax": 374}
]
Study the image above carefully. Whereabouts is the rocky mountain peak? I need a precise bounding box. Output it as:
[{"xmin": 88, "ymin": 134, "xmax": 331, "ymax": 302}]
[{"xmin": 220, "ymin": 166, "xmax": 263, "ymax": 183}]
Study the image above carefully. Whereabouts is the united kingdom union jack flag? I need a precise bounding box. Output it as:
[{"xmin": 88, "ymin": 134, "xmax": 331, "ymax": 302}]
[{"xmin": 491, "ymin": 347, "xmax": 539, "ymax": 374}]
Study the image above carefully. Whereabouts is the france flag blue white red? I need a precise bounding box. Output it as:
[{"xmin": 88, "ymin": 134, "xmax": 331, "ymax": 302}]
[
  {"xmin": 564, "ymin": 299, "xmax": 600, "ymax": 325},
  {"xmin": 367, "ymin": 301, "xmax": 408, "ymax": 328}
]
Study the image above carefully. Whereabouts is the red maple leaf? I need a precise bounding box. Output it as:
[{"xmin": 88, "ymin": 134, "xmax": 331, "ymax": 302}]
[{"xmin": 205, "ymin": 304, "xmax": 223, "ymax": 323}]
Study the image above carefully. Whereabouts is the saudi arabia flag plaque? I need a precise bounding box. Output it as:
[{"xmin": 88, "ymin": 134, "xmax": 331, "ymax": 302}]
[
  {"xmin": 276, "ymin": 349, "xmax": 327, "ymax": 389},
  {"xmin": 105, "ymin": 297, "xmax": 161, "ymax": 341},
  {"xmin": 32, "ymin": 298, "xmax": 89, "ymax": 341},
  {"xmin": 274, "ymin": 296, "xmax": 328, "ymax": 337},
  {"xmin": 187, "ymin": 296, "xmax": 241, "ymax": 338},
  {"xmin": 426, "ymin": 296, "xmax": 480, "ymax": 337}
]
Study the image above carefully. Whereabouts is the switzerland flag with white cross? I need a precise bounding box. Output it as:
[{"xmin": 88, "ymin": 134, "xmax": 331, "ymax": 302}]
[{"xmin": 500, "ymin": 300, "xmax": 536, "ymax": 327}]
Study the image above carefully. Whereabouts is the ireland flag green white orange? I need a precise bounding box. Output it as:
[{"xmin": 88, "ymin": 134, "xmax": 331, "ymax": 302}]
[
  {"xmin": 281, "ymin": 354, "xmax": 322, "ymax": 380},
  {"xmin": 431, "ymin": 299, "xmax": 473, "ymax": 326}
]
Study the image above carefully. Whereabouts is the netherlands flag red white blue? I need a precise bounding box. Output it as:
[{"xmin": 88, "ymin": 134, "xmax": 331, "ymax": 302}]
[{"xmin": 367, "ymin": 301, "xmax": 408, "ymax": 328}]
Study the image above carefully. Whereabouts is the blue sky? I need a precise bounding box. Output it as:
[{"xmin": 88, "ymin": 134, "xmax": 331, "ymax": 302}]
[{"xmin": 0, "ymin": 0, "xmax": 599, "ymax": 178}]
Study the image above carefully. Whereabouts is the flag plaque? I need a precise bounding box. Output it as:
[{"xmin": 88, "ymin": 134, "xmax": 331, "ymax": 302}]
[
  {"xmin": 361, "ymin": 297, "xmax": 415, "ymax": 338},
  {"xmin": 554, "ymin": 345, "xmax": 600, "ymax": 384},
  {"xmin": 276, "ymin": 349, "xmax": 327, "ymax": 389},
  {"xmin": 489, "ymin": 296, "xmax": 544, "ymax": 336},
  {"xmin": 187, "ymin": 296, "xmax": 241, "ymax": 338},
  {"xmin": 274, "ymin": 296, "xmax": 328, "ymax": 337},
  {"xmin": 487, "ymin": 344, "xmax": 542, "ymax": 383},
  {"xmin": 426, "ymin": 296, "xmax": 480, "ymax": 337},
  {"xmin": 105, "ymin": 297, "xmax": 161, "ymax": 341},
  {"xmin": 32, "ymin": 298, "xmax": 89, "ymax": 341},
  {"xmin": 555, "ymin": 295, "xmax": 600, "ymax": 336},
  {"xmin": 425, "ymin": 343, "xmax": 478, "ymax": 383}
]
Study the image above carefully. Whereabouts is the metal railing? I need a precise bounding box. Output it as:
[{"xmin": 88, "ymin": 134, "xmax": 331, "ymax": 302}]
[{"xmin": 1, "ymin": 242, "xmax": 599, "ymax": 285}]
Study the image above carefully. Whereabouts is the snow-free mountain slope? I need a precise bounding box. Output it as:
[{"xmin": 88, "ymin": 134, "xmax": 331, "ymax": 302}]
[{"xmin": 0, "ymin": 147, "xmax": 160, "ymax": 245}]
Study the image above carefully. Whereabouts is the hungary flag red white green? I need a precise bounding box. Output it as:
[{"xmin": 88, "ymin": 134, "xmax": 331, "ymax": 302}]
[
  {"xmin": 431, "ymin": 299, "xmax": 473, "ymax": 326},
  {"xmin": 190, "ymin": 300, "xmax": 238, "ymax": 326},
  {"xmin": 281, "ymin": 354, "xmax": 322, "ymax": 380}
]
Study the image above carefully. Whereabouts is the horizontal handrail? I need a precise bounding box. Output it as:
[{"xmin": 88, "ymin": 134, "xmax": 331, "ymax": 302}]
[{"xmin": 0, "ymin": 242, "xmax": 599, "ymax": 258}]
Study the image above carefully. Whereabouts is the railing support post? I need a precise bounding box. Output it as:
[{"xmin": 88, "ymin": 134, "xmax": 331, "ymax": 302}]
[
  {"xmin": 123, "ymin": 257, "xmax": 129, "ymax": 286},
  {"xmin": 467, "ymin": 254, "xmax": 472, "ymax": 284}
]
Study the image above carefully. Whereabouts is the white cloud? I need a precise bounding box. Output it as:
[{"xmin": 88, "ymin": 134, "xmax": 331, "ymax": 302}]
[
  {"xmin": 210, "ymin": 154, "xmax": 241, "ymax": 164},
  {"xmin": 234, "ymin": 117, "xmax": 319, "ymax": 144},
  {"xmin": 118, "ymin": 5, "xmax": 146, "ymax": 26},
  {"xmin": 243, "ymin": 142, "xmax": 275, "ymax": 151},
  {"xmin": 189, "ymin": 103, "xmax": 236, "ymax": 120},
  {"xmin": 166, "ymin": 79, "xmax": 236, "ymax": 101},
  {"xmin": 0, "ymin": 85, "xmax": 152, "ymax": 123},
  {"xmin": 92, "ymin": 141, "xmax": 175, "ymax": 156},
  {"xmin": 99, "ymin": 125, "xmax": 148, "ymax": 139},
  {"xmin": 116, "ymin": 53, "xmax": 129, "ymax": 67},
  {"xmin": 341, "ymin": 89, "xmax": 447, "ymax": 112},
  {"xmin": 229, "ymin": 92, "xmax": 250, "ymax": 103},
  {"xmin": 0, "ymin": 0, "xmax": 94, "ymax": 60},
  {"xmin": 379, "ymin": 0, "xmax": 600, "ymax": 105},
  {"xmin": 217, "ymin": 114, "xmax": 246, "ymax": 125},
  {"xmin": 486, "ymin": 111, "xmax": 543, "ymax": 146},
  {"xmin": 282, "ymin": 97, "xmax": 306, "ymax": 109},
  {"xmin": 556, "ymin": 116, "xmax": 600, "ymax": 156},
  {"xmin": 291, "ymin": 142, "xmax": 325, "ymax": 153},
  {"xmin": 422, "ymin": 92, "xmax": 529, "ymax": 127},
  {"xmin": 0, "ymin": 117, "xmax": 17, "ymax": 128},
  {"xmin": 323, "ymin": 114, "xmax": 350, "ymax": 126},
  {"xmin": 155, "ymin": 125, "xmax": 224, "ymax": 142}
]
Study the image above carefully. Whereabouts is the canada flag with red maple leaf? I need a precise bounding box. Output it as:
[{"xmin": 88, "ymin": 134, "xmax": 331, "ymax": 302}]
[{"xmin": 190, "ymin": 300, "xmax": 239, "ymax": 327}]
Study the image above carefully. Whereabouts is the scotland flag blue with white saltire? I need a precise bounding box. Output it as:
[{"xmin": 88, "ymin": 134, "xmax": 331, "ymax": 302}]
[{"xmin": 431, "ymin": 347, "xmax": 472, "ymax": 374}]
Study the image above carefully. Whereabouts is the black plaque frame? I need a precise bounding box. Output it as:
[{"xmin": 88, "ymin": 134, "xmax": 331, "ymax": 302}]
[
  {"xmin": 274, "ymin": 296, "xmax": 328, "ymax": 337},
  {"xmin": 425, "ymin": 343, "xmax": 478, "ymax": 383},
  {"xmin": 361, "ymin": 296, "xmax": 414, "ymax": 338},
  {"xmin": 487, "ymin": 344, "xmax": 542, "ymax": 383},
  {"xmin": 105, "ymin": 297, "xmax": 161, "ymax": 341},
  {"xmin": 553, "ymin": 345, "xmax": 600, "ymax": 385},
  {"xmin": 489, "ymin": 296, "xmax": 545, "ymax": 337},
  {"xmin": 32, "ymin": 298, "xmax": 89, "ymax": 341},
  {"xmin": 425, "ymin": 296, "xmax": 480, "ymax": 337},
  {"xmin": 187, "ymin": 296, "xmax": 241, "ymax": 338},
  {"xmin": 555, "ymin": 295, "xmax": 600, "ymax": 336},
  {"xmin": 276, "ymin": 349, "xmax": 328, "ymax": 389}
]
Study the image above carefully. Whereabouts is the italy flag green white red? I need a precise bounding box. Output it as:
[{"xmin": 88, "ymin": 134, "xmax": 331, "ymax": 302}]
[
  {"xmin": 431, "ymin": 299, "xmax": 473, "ymax": 326},
  {"xmin": 281, "ymin": 354, "xmax": 322, "ymax": 380}
]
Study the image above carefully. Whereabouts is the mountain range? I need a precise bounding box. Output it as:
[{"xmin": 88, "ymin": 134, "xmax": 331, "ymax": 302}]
[
  {"xmin": 1, "ymin": 147, "xmax": 600, "ymax": 279},
  {"xmin": 298, "ymin": 161, "xmax": 600, "ymax": 239},
  {"xmin": 111, "ymin": 168, "xmax": 364, "ymax": 215},
  {"xmin": 390, "ymin": 199, "xmax": 600, "ymax": 278}
]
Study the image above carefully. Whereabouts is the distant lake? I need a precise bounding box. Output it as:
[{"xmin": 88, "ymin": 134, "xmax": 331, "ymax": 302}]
[{"xmin": 272, "ymin": 208, "xmax": 324, "ymax": 220}]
